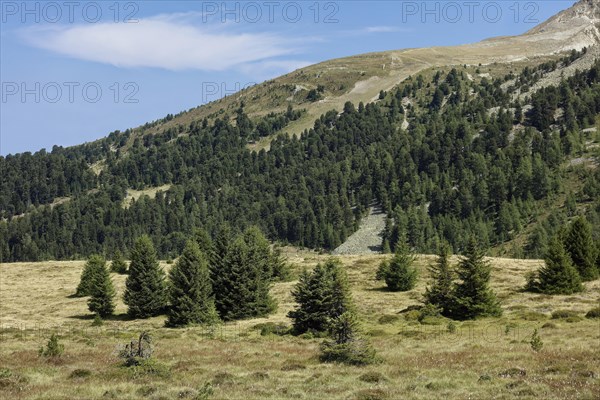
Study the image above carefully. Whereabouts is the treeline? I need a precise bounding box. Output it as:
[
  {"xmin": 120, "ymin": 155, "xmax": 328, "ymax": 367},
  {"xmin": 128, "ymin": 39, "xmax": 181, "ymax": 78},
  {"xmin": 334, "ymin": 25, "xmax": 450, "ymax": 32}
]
[{"xmin": 1, "ymin": 57, "xmax": 600, "ymax": 261}]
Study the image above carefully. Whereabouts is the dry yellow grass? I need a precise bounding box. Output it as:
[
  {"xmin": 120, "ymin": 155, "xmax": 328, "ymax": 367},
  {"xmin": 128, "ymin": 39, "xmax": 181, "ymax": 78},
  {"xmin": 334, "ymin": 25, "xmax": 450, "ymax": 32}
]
[
  {"xmin": 1, "ymin": 252, "xmax": 599, "ymax": 400},
  {"xmin": 122, "ymin": 185, "xmax": 172, "ymax": 208}
]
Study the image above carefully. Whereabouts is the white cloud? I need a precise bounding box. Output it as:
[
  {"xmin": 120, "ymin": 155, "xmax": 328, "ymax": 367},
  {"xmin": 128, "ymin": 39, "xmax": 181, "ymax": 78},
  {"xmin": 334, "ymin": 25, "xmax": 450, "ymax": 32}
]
[
  {"xmin": 21, "ymin": 15, "xmax": 302, "ymax": 71},
  {"xmin": 238, "ymin": 59, "xmax": 312, "ymax": 80},
  {"xmin": 364, "ymin": 26, "xmax": 402, "ymax": 33}
]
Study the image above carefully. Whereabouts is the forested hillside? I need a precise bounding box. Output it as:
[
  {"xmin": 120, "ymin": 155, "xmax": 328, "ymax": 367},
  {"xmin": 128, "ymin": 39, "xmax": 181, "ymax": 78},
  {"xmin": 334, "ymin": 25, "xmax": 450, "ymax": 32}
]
[{"xmin": 2, "ymin": 50, "xmax": 599, "ymax": 262}]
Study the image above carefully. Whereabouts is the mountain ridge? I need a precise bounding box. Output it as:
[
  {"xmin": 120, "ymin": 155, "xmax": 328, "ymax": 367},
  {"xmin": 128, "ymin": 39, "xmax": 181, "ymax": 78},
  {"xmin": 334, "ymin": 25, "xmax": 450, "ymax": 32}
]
[{"xmin": 130, "ymin": 0, "xmax": 599, "ymax": 149}]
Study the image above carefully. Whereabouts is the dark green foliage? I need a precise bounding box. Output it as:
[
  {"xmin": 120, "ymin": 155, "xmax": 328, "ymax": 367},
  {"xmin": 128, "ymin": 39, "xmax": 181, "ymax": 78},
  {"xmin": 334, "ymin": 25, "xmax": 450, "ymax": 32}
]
[
  {"xmin": 288, "ymin": 259, "xmax": 353, "ymax": 334},
  {"xmin": 380, "ymin": 240, "xmax": 417, "ymax": 292},
  {"xmin": 166, "ymin": 241, "xmax": 219, "ymax": 327},
  {"xmin": 451, "ymin": 238, "xmax": 502, "ymax": 319},
  {"xmin": 92, "ymin": 314, "xmax": 104, "ymax": 327},
  {"xmin": 585, "ymin": 307, "xmax": 600, "ymax": 319},
  {"xmin": 319, "ymin": 311, "xmax": 378, "ymax": 366},
  {"xmin": 270, "ymin": 246, "xmax": 292, "ymax": 282},
  {"xmin": 375, "ymin": 260, "xmax": 389, "ymax": 281},
  {"xmin": 39, "ymin": 334, "xmax": 64, "ymax": 357},
  {"xmin": 87, "ymin": 257, "xmax": 116, "ymax": 317},
  {"xmin": 124, "ymin": 236, "xmax": 168, "ymax": 318},
  {"xmin": 213, "ymin": 231, "xmax": 276, "ymax": 321},
  {"xmin": 564, "ymin": 217, "xmax": 599, "ymax": 281},
  {"xmin": 424, "ymin": 242, "xmax": 454, "ymax": 315},
  {"xmin": 535, "ymin": 237, "xmax": 583, "ymax": 295},
  {"xmin": 75, "ymin": 255, "xmax": 105, "ymax": 297},
  {"xmin": 530, "ymin": 329, "xmax": 543, "ymax": 352},
  {"xmin": 110, "ymin": 250, "xmax": 128, "ymax": 274}
]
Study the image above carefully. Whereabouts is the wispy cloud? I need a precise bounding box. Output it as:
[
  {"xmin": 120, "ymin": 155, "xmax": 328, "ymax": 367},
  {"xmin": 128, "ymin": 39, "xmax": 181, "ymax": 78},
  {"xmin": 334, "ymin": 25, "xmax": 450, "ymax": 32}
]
[
  {"xmin": 364, "ymin": 26, "xmax": 403, "ymax": 33},
  {"xmin": 239, "ymin": 59, "xmax": 313, "ymax": 80},
  {"xmin": 20, "ymin": 14, "xmax": 306, "ymax": 71}
]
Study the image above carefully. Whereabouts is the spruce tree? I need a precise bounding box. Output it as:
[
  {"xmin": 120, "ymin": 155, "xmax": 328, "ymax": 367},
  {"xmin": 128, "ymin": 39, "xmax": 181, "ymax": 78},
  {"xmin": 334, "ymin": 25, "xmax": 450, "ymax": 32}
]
[
  {"xmin": 319, "ymin": 311, "xmax": 377, "ymax": 366},
  {"xmin": 166, "ymin": 241, "xmax": 218, "ymax": 327},
  {"xmin": 213, "ymin": 235, "xmax": 275, "ymax": 321},
  {"xmin": 537, "ymin": 236, "xmax": 583, "ymax": 294},
  {"xmin": 564, "ymin": 217, "xmax": 599, "ymax": 281},
  {"xmin": 75, "ymin": 254, "xmax": 104, "ymax": 297},
  {"xmin": 424, "ymin": 242, "xmax": 454, "ymax": 315},
  {"xmin": 88, "ymin": 258, "xmax": 115, "ymax": 317},
  {"xmin": 193, "ymin": 228, "xmax": 215, "ymax": 264},
  {"xmin": 381, "ymin": 239, "xmax": 417, "ymax": 292},
  {"xmin": 288, "ymin": 259, "xmax": 353, "ymax": 334},
  {"xmin": 110, "ymin": 250, "xmax": 128, "ymax": 274},
  {"xmin": 451, "ymin": 238, "xmax": 502, "ymax": 320},
  {"xmin": 124, "ymin": 235, "xmax": 168, "ymax": 318}
]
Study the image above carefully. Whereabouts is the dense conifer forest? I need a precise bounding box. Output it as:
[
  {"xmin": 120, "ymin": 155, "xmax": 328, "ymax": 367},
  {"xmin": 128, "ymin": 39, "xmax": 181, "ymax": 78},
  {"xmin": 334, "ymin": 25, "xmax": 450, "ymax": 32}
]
[{"xmin": 1, "ymin": 50, "xmax": 599, "ymax": 261}]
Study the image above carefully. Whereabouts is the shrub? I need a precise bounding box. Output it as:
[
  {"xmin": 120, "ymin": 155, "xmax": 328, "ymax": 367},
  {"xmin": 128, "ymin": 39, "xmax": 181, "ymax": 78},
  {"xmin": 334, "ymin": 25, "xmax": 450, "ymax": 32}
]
[
  {"xmin": 128, "ymin": 358, "xmax": 171, "ymax": 379},
  {"xmin": 551, "ymin": 310, "xmax": 579, "ymax": 319},
  {"xmin": 447, "ymin": 321, "xmax": 457, "ymax": 333},
  {"xmin": 417, "ymin": 304, "xmax": 442, "ymax": 323},
  {"xmin": 359, "ymin": 371, "xmax": 387, "ymax": 383},
  {"xmin": 530, "ymin": 329, "xmax": 543, "ymax": 352},
  {"xmin": 378, "ymin": 314, "xmax": 400, "ymax": 324},
  {"xmin": 0, "ymin": 368, "xmax": 28, "ymax": 390},
  {"xmin": 69, "ymin": 369, "xmax": 92, "ymax": 379},
  {"xmin": 280, "ymin": 361, "xmax": 306, "ymax": 371},
  {"xmin": 39, "ymin": 334, "xmax": 64, "ymax": 358},
  {"xmin": 89, "ymin": 315, "xmax": 103, "ymax": 327},
  {"xmin": 353, "ymin": 388, "xmax": 388, "ymax": 400},
  {"xmin": 118, "ymin": 331, "xmax": 153, "ymax": 367},
  {"xmin": 252, "ymin": 322, "xmax": 290, "ymax": 336},
  {"xmin": 319, "ymin": 312, "xmax": 379, "ymax": 366},
  {"xmin": 585, "ymin": 307, "xmax": 600, "ymax": 319},
  {"xmin": 195, "ymin": 382, "xmax": 214, "ymax": 400}
]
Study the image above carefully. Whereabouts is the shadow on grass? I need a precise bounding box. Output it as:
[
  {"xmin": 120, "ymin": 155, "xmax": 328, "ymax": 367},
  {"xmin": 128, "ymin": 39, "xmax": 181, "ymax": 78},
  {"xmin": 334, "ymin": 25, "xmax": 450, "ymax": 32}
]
[{"xmin": 68, "ymin": 313, "xmax": 134, "ymax": 322}]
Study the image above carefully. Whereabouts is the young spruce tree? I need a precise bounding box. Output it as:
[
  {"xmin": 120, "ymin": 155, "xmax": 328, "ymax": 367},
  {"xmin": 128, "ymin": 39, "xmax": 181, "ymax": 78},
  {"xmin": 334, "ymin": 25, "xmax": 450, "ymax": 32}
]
[
  {"xmin": 166, "ymin": 241, "xmax": 219, "ymax": 327},
  {"xmin": 288, "ymin": 259, "xmax": 353, "ymax": 334},
  {"xmin": 75, "ymin": 254, "xmax": 105, "ymax": 297},
  {"xmin": 564, "ymin": 217, "xmax": 599, "ymax": 281},
  {"xmin": 88, "ymin": 257, "xmax": 115, "ymax": 317},
  {"xmin": 110, "ymin": 250, "xmax": 128, "ymax": 274},
  {"xmin": 380, "ymin": 238, "xmax": 417, "ymax": 292},
  {"xmin": 424, "ymin": 242, "xmax": 454, "ymax": 315},
  {"xmin": 536, "ymin": 236, "xmax": 583, "ymax": 295},
  {"xmin": 451, "ymin": 238, "xmax": 502, "ymax": 320},
  {"xmin": 124, "ymin": 235, "xmax": 167, "ymax": 318}
]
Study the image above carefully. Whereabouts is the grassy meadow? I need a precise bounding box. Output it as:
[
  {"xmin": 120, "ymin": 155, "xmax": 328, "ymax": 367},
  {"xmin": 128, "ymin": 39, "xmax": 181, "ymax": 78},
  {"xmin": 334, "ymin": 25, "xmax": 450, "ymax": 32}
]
[{"xmin": 1, "ymin": 251, "xmax": 599, "ymax": 400}]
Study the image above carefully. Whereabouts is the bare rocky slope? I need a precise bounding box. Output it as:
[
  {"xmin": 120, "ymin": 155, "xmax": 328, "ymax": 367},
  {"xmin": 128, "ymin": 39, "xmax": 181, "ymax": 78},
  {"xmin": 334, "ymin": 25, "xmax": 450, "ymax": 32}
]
[{"xmin": 332, "ymin": 207, "xmax": 387, "ymax": 255}]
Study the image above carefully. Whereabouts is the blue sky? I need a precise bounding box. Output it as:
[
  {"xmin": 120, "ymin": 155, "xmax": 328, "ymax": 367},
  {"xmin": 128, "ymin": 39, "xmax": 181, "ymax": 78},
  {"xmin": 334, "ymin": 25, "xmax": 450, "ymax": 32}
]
[{"xmin": 0, "ymin": 0, "xmax": 575, "ymax": 155}]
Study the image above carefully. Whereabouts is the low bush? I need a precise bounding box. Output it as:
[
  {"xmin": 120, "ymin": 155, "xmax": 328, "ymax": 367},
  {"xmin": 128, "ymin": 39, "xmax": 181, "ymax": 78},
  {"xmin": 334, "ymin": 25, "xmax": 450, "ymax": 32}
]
[
  {"xmin": 359, "ymin": 371, "xmax": 387, "ymax": 383},
  {"xmin": 585, "ymin": 307, "xmax": 600, "ymax": 319},
  {"xmin": 39, "ymin": 334, "xmax": 64, "ymax": 358},
  {"xmin": 551, "ymin": 309, "xmax": 579, "ymax": 319},
  {"xmin": 69, "ymin": 369, "xmax": 92, "ymax": 379}
]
